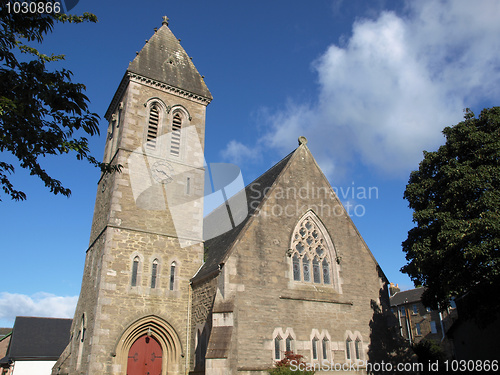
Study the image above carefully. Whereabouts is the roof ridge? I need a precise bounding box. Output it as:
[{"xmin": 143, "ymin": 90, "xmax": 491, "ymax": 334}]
[{"xmin": 194, "ymin": 148, "xmax": 299, "ymax": 283}]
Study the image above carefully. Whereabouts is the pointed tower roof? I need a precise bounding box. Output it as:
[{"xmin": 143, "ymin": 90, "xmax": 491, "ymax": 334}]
[{"xmin": 128, "ymin": 16, "xmax": 212, "ymax": 100}]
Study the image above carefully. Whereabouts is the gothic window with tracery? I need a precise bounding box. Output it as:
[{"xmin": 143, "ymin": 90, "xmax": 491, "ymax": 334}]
[{"xmin": 290, "ymin": 212, "xmax": 336, "ymax": 286}]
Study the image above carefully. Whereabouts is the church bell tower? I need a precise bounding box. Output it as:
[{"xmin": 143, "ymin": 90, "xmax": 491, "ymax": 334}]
[{"xmin": 54, "ymin": 16, "xmax": 212, "ymax": 375}]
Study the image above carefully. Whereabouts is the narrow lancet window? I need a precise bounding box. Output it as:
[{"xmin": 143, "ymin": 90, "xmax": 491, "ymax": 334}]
[
  {"xmin": 346, "ymin": 338, "xmax": 352, "ymax": 360},
  {"xmin": 322, "ymin": 258, "xmax": 330, "ymax": 284},
  {"xmin": 274, "ymin": 336, "xmax": 282, "ymax": 360},
  {"xmin": 151, "ymin": 259, "xmax": 158, "ymax": 288},
  {"xmin": 322, "ymin": 337, "xmax": 329, "ymax": 360},
  {"xmin": 292, "ymin": 254, "xmax": 301, "ymax": 281},
  {"xmin": 312, "ymin": 338, "xmax": 318, "ymax": 360},
  {"xmin": 131, "ymin": 256, "xmax": 139, "ymax": 286},
  {"xmin": 171, "ymin": 113, "xmax": 182, "ymax": 156},
  {"xmin": 313, "ymin": 257, "xmax": 321, "ymax": 283},
  {"xmin": 147, "ymin": 104, "xmax": 159, "ymax": 149},
  {"xmin": 169, "ymin": 262, "xmax": 176, "ymax": 290},
  {"xmin": 303, "ymin": 255, "xmax": 310, "ymax": 282},
  {"xmin": 286, "ymin": 336, "xmax": 293, "ymax": 353},
  {"xmin": 355, "ymin": 339, "xmax": 361, "ymax": 359}
]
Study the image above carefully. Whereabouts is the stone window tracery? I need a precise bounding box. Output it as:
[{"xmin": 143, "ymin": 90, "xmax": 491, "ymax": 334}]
[{"xmin": 289, "ymin": 211, "xmax": 337, "ymax": 287}]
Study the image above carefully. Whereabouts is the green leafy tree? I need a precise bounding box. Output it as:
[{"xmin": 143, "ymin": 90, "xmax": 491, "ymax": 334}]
[
  {"xmin": 402, "ymin": 107, "xmax": 500, "ymax": 317},
  {"xmin": 0, "ymin": 0, "xmax": 119, "ymax": 201}
]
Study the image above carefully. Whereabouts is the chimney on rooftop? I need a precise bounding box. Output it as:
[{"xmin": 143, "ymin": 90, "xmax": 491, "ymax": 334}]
[{"xmin": 389, "ymin": 282, "xmax": 400, "ymax": 296}]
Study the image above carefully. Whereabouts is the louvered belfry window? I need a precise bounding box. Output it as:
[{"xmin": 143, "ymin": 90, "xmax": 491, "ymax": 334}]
[
  {"xmin": 147, "ymin": 104, "xmax": 160, "ymax": 149},
  {"xmin": 171, "ymin": 113, "xmax": 182, "ymax": 156}
]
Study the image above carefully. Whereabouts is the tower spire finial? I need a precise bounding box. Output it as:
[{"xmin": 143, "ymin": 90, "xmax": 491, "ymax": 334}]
[{"xmin": 162, "ymin": 16, "xmax": 169, "ymax": 26}]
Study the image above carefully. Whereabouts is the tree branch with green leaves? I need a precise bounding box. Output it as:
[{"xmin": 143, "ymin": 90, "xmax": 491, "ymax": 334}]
[{"xmin": 0, "ymin": 0, "xmax": 120, "ymax": 201}]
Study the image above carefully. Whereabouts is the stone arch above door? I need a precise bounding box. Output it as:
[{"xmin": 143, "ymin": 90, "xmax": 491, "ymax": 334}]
[{"xmin": 114, "ymin": 315, "xmax": 184, "ymax": 375}]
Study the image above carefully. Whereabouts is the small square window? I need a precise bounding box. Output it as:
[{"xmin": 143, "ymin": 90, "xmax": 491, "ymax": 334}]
[{"xmin": 412, "ymin": 304, "xmax": 418, "ymax": 314}]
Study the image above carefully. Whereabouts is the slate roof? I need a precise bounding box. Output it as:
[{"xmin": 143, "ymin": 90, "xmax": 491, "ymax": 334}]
[
  {"xmin": 390, "ymin": 287, "xmax": 426, "ymax": 306},
  {"xmin": 128, "ymin": 18, "xmax": 212, "ymax": 100},
  {"xmin": 5, "ymin": 317, "xmax": 72, "ymax": 360},
  {"xmin": 192, "ymin": 149, "xmax": 296, "ymax": 283},
  {"xmin": 0, "ymin": 329, "xmax": 11, "ymax": 339}
]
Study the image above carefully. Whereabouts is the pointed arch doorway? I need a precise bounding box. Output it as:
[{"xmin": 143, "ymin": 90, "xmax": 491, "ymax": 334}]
[
  {"xmin": 114, "ymin": 315, "xmax": 183, "ymax": 375},
  {"xmin": 127, "ymin": 334, "xmax": 162, "ymax": 375}
]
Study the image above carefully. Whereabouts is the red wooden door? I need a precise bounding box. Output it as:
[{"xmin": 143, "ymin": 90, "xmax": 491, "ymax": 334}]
[{"xmin": 127, "ymin": 334, "xmax": 162, "ymax": 375}]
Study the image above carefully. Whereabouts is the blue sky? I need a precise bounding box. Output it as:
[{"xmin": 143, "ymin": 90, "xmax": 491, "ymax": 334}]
[{"xmin": 1, "ymin": 0, "xmax": 500, "ymax": 327}]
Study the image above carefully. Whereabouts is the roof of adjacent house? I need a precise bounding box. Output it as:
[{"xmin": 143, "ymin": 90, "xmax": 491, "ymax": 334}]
[
  {"xmin": 0, "ymin": 329, "xmax": 11, "ymax": 339},
  {"xmin": 128, "ymin": 17, "xmax": 212, "ymax": 100},
  {"xmin": 390, "ymin": 287, "xmax": 426, "ymax": 306},
  {"xmin": 4, "ymin": 317, "xmax": 72, "ymax": 360},
  {"xmin": 192, "ymin": 149, "xmax": 296, "ymax": 283}
]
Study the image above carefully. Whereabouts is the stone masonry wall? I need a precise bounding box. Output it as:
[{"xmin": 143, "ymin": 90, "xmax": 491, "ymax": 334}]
[{"xmin": 217, "ymin": 145, "xmax": 389, "ymax": 373}]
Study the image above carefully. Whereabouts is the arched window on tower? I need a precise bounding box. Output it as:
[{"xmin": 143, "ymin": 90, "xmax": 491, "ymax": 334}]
[
  {"xmin": 131, "ymin": 256, "xmax": 140, "ymax": 287},
  {"xmin": 169, "ymin": 261, "xmax": 176, "ymax": 290},
  {"xmin": 146, "ymin": 103, "xmax": 160, "ymax": 150},
  {"xmin": 151, "ymin": 259, "xmax": 159, "ymax": 289},
  {"xmin": 170, "ymin": 113, "xmax": 182, "ymax": 156}
]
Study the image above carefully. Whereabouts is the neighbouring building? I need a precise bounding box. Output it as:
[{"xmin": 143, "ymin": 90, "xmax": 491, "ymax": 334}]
[
  {"xmin": 53, "ymin": 17, "xmax": 395, "ymax": 375},
  {"xmin": 389, "ymin": 284, "xmax": 457, "ymax": 357},
  {"xmin": 0, "ymin": 317, "xmax": 71, "ymax": 375}
]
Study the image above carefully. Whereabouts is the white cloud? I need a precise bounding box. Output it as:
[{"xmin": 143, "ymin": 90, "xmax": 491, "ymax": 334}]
[
  {"xmin": 0, "ymin": 292, "xmax": 77, "ymax": 326},
  {"xmin": 221, "ymin": 139, "xmax": 261, "ymax": 165},
  {"xmin": 265, "ymin": 0, "xmax": 500, "ymax": 178}
]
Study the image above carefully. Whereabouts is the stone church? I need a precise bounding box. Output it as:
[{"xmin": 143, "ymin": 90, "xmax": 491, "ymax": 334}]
[{"xmin": 53, "ymin": 17, "xmax": 392, "ymax": 375}]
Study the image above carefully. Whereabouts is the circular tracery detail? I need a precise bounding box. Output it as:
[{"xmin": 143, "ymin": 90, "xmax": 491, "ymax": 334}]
[{"xmin": 291, "ymin": 214, "xmax": 331, "ymax": 285}]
